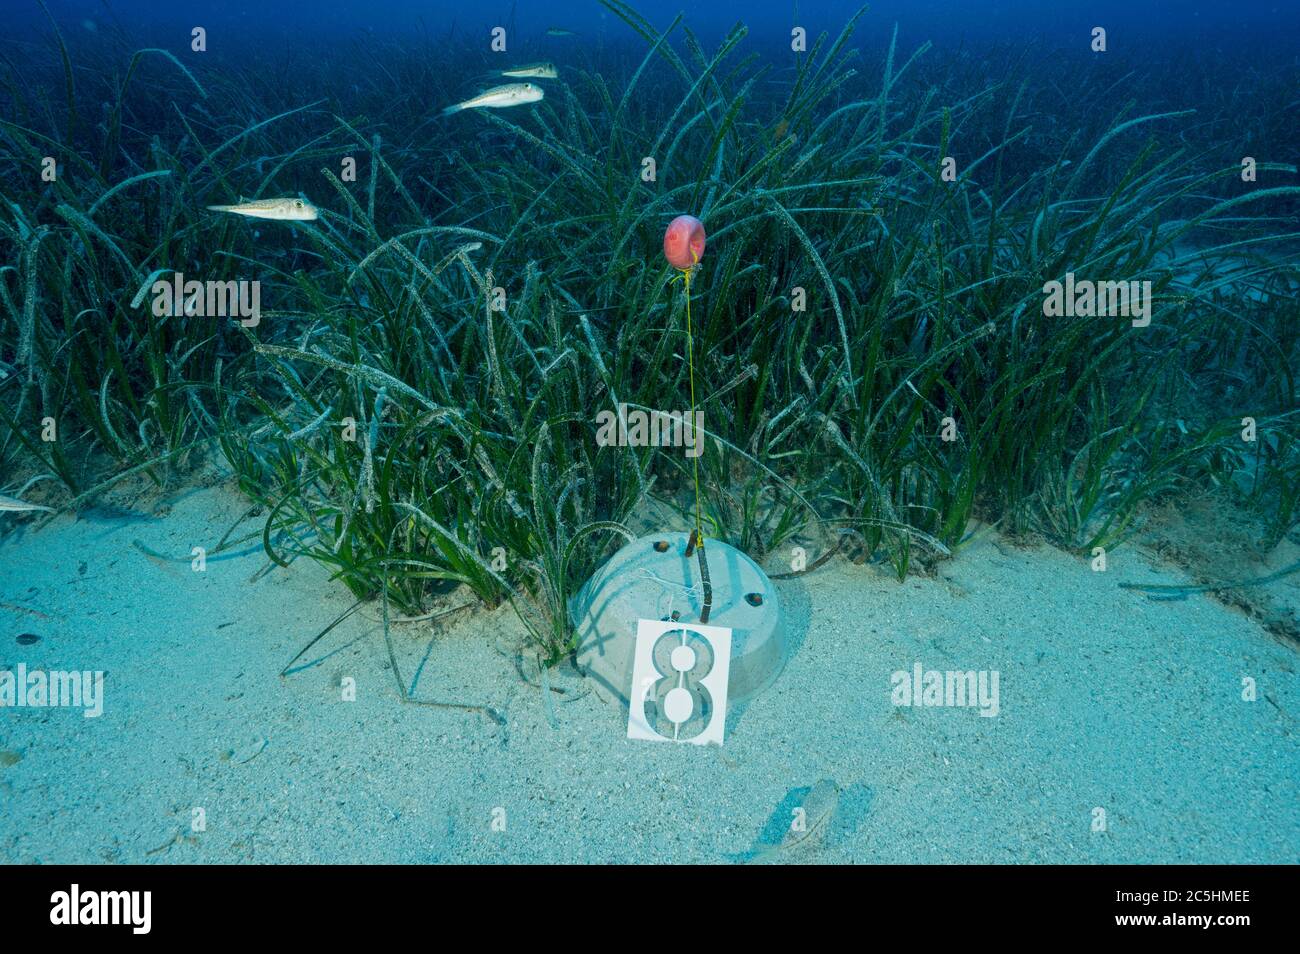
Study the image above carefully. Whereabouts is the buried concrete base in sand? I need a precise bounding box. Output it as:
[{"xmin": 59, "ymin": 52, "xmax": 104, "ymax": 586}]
[{"xmin": 571, "ymin": 530, "xmax": 786, "ymax": 733}]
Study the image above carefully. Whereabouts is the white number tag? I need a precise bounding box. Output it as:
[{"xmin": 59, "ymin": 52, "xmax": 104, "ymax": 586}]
[{"xmin": 627, "ymin": 618, "xmax": 732, "ymax": 745}]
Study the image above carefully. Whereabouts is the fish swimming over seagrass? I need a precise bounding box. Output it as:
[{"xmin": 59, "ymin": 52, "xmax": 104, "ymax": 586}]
[
  {"xmin": 205, "ymin": 197, "xmax": 319, "ymax": 221},
  {"xmin": 501, "ymin": 62, "xmax": 558, "ymax": 79},
  {"xmin": 442, "ymin": 83, "xmax": 544, "ymax": 115},
  {"xmin": 735, "ymin": 778, "xmax": 841, "ymax": 865},
  {"xmin": 0, "ymin": 494, "xmax": 54, "ymax": 514}
]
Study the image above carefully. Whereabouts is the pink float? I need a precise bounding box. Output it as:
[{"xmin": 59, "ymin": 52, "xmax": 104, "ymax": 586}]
[{"xmin": 663, "ymin": 214, "xmax": 706, "ymax": 270}]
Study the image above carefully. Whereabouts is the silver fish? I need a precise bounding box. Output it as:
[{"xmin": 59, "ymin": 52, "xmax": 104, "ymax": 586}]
[
  {"xmin": 206, "ymin": 197, "xmax": 318, "ymax": 221},
  {"xmin": 546, "ymin": 28, "xmax": 578, "ymax": 37},
  {"xmin": 442, "ymin": 83, "xmax": 544, "ymax": 116},
  {"xmin": 501, "ymin": 62, "xmax": 558, "ymax": 80},
  {"xmin": 0, "ymin": 494, "xmax": 54, "ymax": 514}
]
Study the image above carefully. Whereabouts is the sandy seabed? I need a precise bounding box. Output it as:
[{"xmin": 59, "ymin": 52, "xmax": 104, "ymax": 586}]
[{"xmin": 1, "ymin": 481, "xmax": 1296, "ymax": 864}]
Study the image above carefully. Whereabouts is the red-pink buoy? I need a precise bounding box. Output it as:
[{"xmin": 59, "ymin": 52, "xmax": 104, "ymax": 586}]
[{"xmin": 663, "ymin": 215, "xmax": 706, "ymax": 270}]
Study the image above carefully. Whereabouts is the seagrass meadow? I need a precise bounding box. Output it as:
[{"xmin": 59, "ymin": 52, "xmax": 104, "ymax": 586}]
[
  {"xmin": 5, "ymin": 3, "xmax": 1298, "ymax": 650},
  {"xmin": 2, "ymin": 0, "xmax": 1300, "ymax": 868}
]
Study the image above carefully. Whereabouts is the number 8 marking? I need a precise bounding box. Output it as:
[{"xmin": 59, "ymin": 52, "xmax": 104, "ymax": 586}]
[{"xmin": 644, "ymin": 629, "xmax": 715, "ymax": 740}]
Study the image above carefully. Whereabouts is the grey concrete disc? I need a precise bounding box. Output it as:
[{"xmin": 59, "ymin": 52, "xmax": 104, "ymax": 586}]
[{"xmin": 572, "ymin": 531, "xmax": 785, "ymax": 713}]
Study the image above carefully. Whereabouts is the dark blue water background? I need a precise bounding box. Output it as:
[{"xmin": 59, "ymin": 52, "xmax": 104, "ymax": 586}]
[{"xmin": 10, "ymin": 1, "xmax": 1299, "ymax": 55}]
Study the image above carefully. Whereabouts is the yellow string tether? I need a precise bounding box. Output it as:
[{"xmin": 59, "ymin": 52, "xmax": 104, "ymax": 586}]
[{"xmin": 681, "ymin": 258, "xmax": 702, "ymax": 545}]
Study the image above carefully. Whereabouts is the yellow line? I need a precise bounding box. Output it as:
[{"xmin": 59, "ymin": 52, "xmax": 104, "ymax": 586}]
[{"xmin": 683, "ymin": 266, "xmax": 702, "ymax": 542}]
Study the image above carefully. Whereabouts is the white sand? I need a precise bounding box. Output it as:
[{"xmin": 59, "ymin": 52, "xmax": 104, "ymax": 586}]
[{"xmin": 1, "ymin": 482, "xmax": 1296, "ymax": 863}]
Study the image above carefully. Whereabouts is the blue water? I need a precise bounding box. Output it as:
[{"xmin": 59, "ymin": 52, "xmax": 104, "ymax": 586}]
[{"xmin": 12, "ymin": 0, "xmax": 1300, "ymax": 48}]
